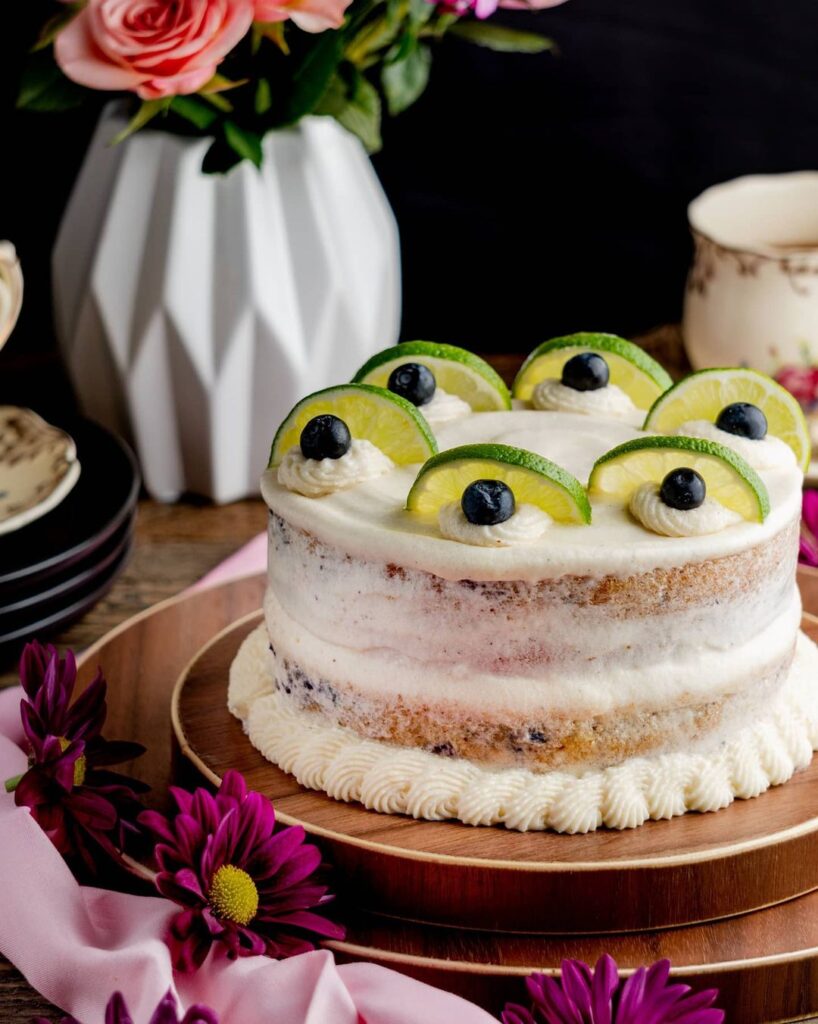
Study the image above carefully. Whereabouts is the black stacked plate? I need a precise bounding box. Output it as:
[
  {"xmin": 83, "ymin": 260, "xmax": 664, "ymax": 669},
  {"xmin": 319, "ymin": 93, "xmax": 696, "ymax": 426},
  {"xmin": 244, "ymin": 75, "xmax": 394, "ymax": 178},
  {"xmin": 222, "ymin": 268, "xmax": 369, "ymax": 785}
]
[{"xmin": 0, "ymin": 419, "xmax": 140, "ymax": 665}]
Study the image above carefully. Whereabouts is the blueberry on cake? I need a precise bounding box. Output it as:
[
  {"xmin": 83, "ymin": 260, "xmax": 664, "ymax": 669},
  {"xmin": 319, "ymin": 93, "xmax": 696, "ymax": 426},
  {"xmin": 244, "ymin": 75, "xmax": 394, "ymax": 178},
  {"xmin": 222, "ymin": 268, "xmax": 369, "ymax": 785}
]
[{"xmin": 229, "ymin": 336, "xmax": 818, "ymax": 833}]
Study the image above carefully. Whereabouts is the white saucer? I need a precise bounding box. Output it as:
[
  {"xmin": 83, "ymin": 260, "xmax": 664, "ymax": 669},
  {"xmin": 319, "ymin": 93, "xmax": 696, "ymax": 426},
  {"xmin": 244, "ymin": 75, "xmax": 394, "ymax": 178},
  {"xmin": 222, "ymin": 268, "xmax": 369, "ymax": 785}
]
[{"xmin": 0, "ymin": 407, "xmax": 81, "ymax": 537}]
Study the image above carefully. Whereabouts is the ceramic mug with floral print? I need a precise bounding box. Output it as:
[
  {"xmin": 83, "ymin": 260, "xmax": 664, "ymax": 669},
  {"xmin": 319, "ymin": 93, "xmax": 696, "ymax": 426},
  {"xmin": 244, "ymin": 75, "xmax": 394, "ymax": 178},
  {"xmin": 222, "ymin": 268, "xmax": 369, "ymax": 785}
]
[{"xmin": 684, "ymin": 172, "xmax": 818, "ymax": 451}]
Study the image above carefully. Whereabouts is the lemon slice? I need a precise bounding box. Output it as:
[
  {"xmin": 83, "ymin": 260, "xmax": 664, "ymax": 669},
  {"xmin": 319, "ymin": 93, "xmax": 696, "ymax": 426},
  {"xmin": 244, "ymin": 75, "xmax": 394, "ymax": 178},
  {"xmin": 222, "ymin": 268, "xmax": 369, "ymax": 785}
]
[
  {"xmin": 588, "ymin": 436, "xmax": 770, "ymax": 522},
  {"xmin": 512, "ymin": 333, "xmax": 672, "ymax": 409},
  {"xmin": 352, "ymin": 341, "xmax": 511, "ymax": 411},
  {"xmin": 406, "ymin": 443, "xmax": 591, "ymax": 523},
  {"xmin": 269, "ymin": 384, "xmax": 437, "ymax": 467},
  {"xmin": 643, "ymin": 367, "xmax": 811, "ymax": 472}
]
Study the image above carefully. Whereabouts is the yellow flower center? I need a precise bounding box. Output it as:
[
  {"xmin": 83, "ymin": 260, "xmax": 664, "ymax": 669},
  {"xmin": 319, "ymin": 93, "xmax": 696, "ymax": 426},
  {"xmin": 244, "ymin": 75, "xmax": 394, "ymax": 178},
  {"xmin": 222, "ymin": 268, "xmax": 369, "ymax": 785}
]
[
  {"xmin": 58, "ymin": 737, "xmax": 86, "ymax": 788},
  {"xmin": 208, "ymin": 864, "xmax": 259, "ymax": 926}
]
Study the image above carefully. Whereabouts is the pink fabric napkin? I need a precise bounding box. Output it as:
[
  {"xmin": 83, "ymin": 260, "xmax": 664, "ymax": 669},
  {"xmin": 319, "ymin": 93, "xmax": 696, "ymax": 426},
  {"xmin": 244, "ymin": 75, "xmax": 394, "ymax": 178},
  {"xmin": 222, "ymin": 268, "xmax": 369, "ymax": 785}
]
[
  {"xmin": 0, "ymin": 687, "xmax": 496, "ymax": 1023},
  {"xmin": 191, "ymin": 533, "xmax": 267, "ymax": 592}
]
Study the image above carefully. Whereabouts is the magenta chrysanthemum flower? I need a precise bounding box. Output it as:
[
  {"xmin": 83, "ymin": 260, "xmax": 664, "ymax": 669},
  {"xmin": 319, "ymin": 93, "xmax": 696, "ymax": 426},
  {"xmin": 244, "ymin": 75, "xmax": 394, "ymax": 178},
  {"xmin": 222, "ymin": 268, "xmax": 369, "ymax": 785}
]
[
  {"xmin": 501, "ymin": 955, "xmax": 724, "ymax": 1024},
  {"xmin": 34, "ymin": 988, "xmax": 217, "ymax": 1024},
  {"xmin": 800, "ymin": 490, "xmax": 818, "ymax": 566},
  {"xmin": 138, "ymin": 770, "xmax": 345, "ymax": 972},
  {"xmin": 6, "ymin": 640, "xmax": 147, "ymax": 869}
]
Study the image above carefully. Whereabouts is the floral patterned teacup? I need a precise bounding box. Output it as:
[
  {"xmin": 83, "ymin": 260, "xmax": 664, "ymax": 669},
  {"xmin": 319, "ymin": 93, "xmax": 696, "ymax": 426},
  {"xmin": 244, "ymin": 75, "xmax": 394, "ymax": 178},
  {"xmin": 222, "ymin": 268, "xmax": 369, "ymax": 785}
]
[
  {"xmin": 0, "ymin": 241, "xmax": 22, "ymax": 351},
  {"xmin": 683, "ymin": 172, "xmax": 818, "ymax": 452}
]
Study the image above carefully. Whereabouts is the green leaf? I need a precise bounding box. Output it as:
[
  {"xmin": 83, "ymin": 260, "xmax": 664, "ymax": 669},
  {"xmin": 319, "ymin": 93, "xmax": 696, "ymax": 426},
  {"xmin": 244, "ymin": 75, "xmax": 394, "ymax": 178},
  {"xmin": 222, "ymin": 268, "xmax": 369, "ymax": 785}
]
[
  {"xmin": 32, "ymin": 4, "xmax": 83, "ymax": 52},
  {"xmin": 345, "ymin": 15, "xmax": 402, "ymax": 65},
  {"xmin": 254, "ymin": 21, "xmax": 290, "ymax": 54},
  {"xmin": 109, "ymin": 99, "xmax": 169, "ymax": 145},
  {"xmin": 17, "ymin": 53, "xmax": 87, "ymax": 112},
  {"xmin": 313, "ymin": 73, "xmax": 348, "ymax": 118},
  {"xmin": 382, "ymin": 41, "xmax": 431, "ymax": 115},
  {"xmin": 285, "ymin": 30, "xmax": 344, "ymax": 123},
  {"xmin": 200, "ymin": 74, "xmax": 248, "ymax": 95},
  {"xmin": 386, "ymin": 0, "xmax": 408, "ymax": 28},
  {"xmin": 334, "ymin": 72, "xmax": 382, "ymax": 153},
  {"xmin": 255, "ymin": 78, "xmax": 273, "ymax": 115},
  {"xmin": 202, "ymin": 137, "xmax": 244, "ymax": 175},
  {"xmin": 224, "ymin": 121, "xmax": 263, "ymax": 168},
  {"xmin": 449, "ymin": 21, "xmax": 555, "ymax": 53},
  {"xmin": 419, "ymin": 10, "xmax": 458, "ymax": 38},
  {"xmin": 170, "ymin": 95, "xmax": 219, "ymax": 130},
  {"xmin": 408, "ymin": 0, "xmax": 435, "ymax": 27},
  {"xmin": 201, "ymin": 90, "xmax": 234, "ymax": 113}
]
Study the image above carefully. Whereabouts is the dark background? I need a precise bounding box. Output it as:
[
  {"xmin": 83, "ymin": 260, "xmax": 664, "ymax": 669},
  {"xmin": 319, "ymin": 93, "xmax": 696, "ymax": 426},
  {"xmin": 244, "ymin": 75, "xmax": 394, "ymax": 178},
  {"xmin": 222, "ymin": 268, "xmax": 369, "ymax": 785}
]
[{"xmin": 1, "ymin": 0, "xmax": 816, "ymax": 416}]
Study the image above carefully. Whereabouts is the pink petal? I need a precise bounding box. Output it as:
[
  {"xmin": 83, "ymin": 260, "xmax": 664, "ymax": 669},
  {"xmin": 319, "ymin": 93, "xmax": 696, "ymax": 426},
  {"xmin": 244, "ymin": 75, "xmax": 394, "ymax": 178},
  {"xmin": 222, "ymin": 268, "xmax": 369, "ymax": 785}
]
[
  {"xmin": 269, "ymin": 908, "xmax": 346, "ymax": 938},
  {"xmin": 55, "ymin": 12, "xmax": 147, "ymax": 93},
  {"xmin": 136, "ymin": 64, "xmax": 216, "ymax": 99},
  {"xmin": 219, "ymin": 769, "xmax": 248, "ymax": 802},
  {"xmin": 105, "ymin": 992, "xmax": 133, "ymax": 1024},
  {"xmin": 248, "ymin": 825, "xmax": 307, "ymax": 878},
  {"xmin": 591, "ymin": 954, "xmax": 618, "ymax": 1024}
]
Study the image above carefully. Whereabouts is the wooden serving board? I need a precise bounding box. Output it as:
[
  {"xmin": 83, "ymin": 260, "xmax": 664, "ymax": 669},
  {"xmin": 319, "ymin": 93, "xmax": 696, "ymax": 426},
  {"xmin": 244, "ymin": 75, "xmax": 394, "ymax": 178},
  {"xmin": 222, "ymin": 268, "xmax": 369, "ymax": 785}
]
[{"xmin": 67, "ymin": 573, "xmax": 818, "ymax": 1020}]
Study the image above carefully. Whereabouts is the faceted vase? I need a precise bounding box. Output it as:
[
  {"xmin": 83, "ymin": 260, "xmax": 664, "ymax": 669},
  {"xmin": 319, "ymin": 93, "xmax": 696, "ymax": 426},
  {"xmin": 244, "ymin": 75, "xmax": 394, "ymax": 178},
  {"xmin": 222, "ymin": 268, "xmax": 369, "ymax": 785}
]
[{"xmin": 53, "ymin": 105, "xmax": 401, "ymax": 503}]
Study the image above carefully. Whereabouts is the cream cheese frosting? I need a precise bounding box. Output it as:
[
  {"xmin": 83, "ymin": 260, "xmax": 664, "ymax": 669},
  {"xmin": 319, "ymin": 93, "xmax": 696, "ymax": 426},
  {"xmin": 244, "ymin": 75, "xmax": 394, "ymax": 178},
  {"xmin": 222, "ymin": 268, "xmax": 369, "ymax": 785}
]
[
  {"xmin": 261, "ymin": 410, "xmax": 803, "ymax": 580},
  {"xmin": 531, "ymin": 379, "xmax": 643, "ymax": 425},
  {"xmin": 277, "ymin": 440, "xmax": 393, "ymax": 497},
  {"xmin": 629, "ymin": 482, "xmax": 742, "ymax": 537},
  {"xmin": 438, "ymin": 502, "xmax": 551, "ymax": 546},
  {"xmin": 419, "ymin": 388, "xmax": 471, "ymax": 425},
  {"xmin": 229, "ymin": 624, "xmax": 818, "ymax": 834},
  {"xmin": 263, "ymin": 581, "xmax": 801, "ymax": 716},
  {"xmin": 676, "ymin": 420, "xmax": 797, "ymax": 471}
]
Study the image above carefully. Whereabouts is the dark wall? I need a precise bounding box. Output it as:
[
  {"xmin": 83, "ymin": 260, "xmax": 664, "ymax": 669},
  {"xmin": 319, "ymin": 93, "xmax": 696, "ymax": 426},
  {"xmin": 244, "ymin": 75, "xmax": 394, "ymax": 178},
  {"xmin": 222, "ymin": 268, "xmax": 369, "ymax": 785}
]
[
  {"xmin": 373, "ymin": 0, "xmax": 818, "ymax": 346},
  {"xmin": 2, "ymin": 0, "xmax": 817, "ymax": 408}
]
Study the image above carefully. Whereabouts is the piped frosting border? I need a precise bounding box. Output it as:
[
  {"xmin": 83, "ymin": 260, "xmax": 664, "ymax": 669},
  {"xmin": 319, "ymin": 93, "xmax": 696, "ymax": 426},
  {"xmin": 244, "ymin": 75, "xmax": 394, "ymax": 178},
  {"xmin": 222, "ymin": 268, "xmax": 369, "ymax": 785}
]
[{"xmin": 229, "ymin": 624, "xmax": 818, "ymax": 834}]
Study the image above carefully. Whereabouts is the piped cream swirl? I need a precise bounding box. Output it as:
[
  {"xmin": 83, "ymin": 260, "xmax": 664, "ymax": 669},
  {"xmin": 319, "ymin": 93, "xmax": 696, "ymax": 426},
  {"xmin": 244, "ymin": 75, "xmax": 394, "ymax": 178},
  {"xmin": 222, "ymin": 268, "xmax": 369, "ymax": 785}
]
[
  {"xmin": 277, "ymin": 440, "xmax": 393, "ymax": 497},
  {"xmin": 229, "ymin": 624, "xmax": 818, "ymax": 834},
  {"xmin": 419, "ymin": 388, "xmax": 471, "ymax": 425},
  {"xmin": 629, "ymin": 482, "xmax": 742, "ymax": 537},
  {"xmin": 531, "ymin": 379, "xmax": 642, "ymax": 425},
  {"xmin": 677, "ymin": 420, "xmax": 797, "ymax": 471},
  {"xmin": 438, "ymin": 502, "xmax": 551, "ymax": 546}
]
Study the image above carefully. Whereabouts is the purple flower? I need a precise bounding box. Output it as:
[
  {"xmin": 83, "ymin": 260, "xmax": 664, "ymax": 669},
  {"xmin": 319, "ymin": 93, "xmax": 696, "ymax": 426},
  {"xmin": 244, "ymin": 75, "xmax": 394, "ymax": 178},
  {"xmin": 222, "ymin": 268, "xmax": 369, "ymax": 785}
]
[
  {"xmin": 501, "ymin": 955, "xmax": 724, "ymax": 1024},
  {"xmin": 138, "ymin": 770, "xmax": 345, "ymax": 972},
  {"xmin": 18, "ymin": 642, "xmax": 104, "ymax": 747},
  {"xmin": 801, "ymin": 490, "xmax": 818, "ymax": 567},
  {"xmin": 34, "ymin": 988, "xmax": 218, "ymax": 1024},
  {"xmin": 7, "ymin": 641, "xmax": 147, "ymax": 870},
  {"xmin": 438, "ymin": 0, "xmax": 566, "ymax": 20}
]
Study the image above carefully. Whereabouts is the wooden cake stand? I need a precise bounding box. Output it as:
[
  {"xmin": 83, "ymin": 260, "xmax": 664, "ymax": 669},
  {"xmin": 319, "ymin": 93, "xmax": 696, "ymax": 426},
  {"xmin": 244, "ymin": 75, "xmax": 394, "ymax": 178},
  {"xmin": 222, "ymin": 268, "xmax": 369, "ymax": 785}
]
[{"xmin": 76, "ymin": 574, "xmax": 818, "ymax": 1022}]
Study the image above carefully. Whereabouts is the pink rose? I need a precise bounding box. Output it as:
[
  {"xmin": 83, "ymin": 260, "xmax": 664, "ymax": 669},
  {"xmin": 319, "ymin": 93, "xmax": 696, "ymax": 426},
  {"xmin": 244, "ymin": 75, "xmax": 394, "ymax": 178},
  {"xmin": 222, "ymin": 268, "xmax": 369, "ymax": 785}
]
[
  {"xmin": 254, "ymin": 0, "xmax": 351, "ymax": 32},
  {"xmin": 775, "ymin": 365, "xmax": 818, "ymax": 406},
  {"xmin": 55, "ymin": 0, "xmax": 254, "ymax": 100}
]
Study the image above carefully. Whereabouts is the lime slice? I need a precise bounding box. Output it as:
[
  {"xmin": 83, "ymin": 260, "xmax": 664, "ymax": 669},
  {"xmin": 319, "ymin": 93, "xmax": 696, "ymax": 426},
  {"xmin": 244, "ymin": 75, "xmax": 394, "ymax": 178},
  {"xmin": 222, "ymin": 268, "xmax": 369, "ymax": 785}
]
[
  {"xmin": 269, "ymin": 384, "xmax": 437, "ymax": 468},
  {"xmin": 512, "ymin": 333, "xmax": 672, "ymax": 409},
  {"xmin": 643, "ymin": 367, "xmax": 811, "ymax": 472},
  {"xmin": 352, "ymin": 341, "xmax": 511, "ymax": 412},
  {"xmin": 588, "ymin": 436, "xmax": 770, "ymax": 522},
  {"xmin": 406, "ymin": 443, "xmax": 591, "ymax": 524}
]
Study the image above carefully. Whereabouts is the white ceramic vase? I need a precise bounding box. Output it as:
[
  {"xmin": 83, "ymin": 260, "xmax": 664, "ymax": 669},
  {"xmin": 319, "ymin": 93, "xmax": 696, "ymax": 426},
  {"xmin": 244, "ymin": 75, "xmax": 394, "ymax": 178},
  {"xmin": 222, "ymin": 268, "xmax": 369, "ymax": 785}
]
[{"xmin": 53, "ymin": 105, "xmax": 401, "ymax": 503}]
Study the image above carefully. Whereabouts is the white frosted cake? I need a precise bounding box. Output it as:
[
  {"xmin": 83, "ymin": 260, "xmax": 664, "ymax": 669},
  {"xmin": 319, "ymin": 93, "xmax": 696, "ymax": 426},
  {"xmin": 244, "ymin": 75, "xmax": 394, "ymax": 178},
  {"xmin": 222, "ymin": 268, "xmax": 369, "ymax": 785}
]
[{"xmin": 229, "ymin": 336, "xmax": 818, "ymax": 833}]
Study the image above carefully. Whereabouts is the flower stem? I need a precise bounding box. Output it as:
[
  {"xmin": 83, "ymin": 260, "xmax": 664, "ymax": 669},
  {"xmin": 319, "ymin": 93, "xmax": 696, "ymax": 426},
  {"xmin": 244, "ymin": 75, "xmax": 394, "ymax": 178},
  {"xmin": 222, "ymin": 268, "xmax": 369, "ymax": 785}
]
[
  {"xmin": 4, "ymin": 774, "xmax": 23, "ymax": 794},
  {"xmin": 120, "ymin": 852, "xmax": 158, "ymax": 885}
]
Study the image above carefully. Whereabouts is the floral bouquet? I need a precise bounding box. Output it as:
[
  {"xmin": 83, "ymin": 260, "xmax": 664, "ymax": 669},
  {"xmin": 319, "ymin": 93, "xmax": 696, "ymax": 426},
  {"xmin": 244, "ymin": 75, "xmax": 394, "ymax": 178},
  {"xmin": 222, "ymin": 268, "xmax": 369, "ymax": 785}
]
[{"xmin": 20, "ymin": 0, "xmax": 565, "ymax": 172}]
